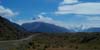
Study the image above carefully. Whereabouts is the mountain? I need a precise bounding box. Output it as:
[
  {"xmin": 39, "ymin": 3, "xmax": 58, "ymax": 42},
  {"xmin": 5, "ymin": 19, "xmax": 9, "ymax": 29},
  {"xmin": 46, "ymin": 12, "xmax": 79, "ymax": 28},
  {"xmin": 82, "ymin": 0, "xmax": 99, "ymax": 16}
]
[
  {"xmin": 71, "ymin": 25, "xmax": 85, "ymax": 32},
  {"xmin": 22, "ymin": 22, "xmax": 71, "ymax": 33},
  {"xmin": 0, "ymin": 16, "xmax": 28, "ymax": 41},
  {"xmin": 83, "ymin": 27, "xmax": 100, "ymax": 32},
  {"xmin": 70, "ymin": 25, "xmax": 100, "ymax": 32}
]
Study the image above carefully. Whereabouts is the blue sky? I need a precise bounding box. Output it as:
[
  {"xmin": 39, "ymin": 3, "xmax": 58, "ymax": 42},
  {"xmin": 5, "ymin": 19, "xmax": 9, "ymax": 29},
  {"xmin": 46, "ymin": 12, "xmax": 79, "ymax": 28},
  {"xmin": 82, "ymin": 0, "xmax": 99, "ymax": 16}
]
[{"xmin": 0, "ymin": 0, "xmax": 100, "ymax": 28}]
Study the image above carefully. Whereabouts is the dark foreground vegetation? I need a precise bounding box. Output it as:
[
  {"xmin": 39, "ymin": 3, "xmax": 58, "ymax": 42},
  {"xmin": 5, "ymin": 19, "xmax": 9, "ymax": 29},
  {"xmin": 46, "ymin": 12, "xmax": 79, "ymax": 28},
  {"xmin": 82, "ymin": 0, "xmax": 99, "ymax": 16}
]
[
  {"xmin": 0, "ymin": 16, "xmax": 32, "ymax": 41},
  {"xmin": 2, "ymin": 32, "xmax": 100, "ymax": 50}
]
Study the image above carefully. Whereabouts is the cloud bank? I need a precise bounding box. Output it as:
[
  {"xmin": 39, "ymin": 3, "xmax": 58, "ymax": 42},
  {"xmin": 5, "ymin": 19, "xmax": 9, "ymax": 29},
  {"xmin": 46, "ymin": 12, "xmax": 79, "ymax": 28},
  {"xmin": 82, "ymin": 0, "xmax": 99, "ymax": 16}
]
[
  {"xmin": 54, "ymin": 0, "xmax": 100, "ymax": 28},
  {"xmin": 0, "ymin": 5, "xmax": 18, "ymax": 17},
  {"xmin": 61, "ymin": 0, "xmax": 78, "ymax": 4},
  {"xmin": 56, "ymin": 0, "xmax": 100, "ymax": 15}
]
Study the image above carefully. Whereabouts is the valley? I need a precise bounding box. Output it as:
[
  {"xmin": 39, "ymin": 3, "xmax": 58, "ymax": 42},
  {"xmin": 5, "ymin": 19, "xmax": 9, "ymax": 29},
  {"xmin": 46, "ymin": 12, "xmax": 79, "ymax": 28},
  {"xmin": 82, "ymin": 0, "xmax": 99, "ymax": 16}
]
[
  {"xmin": 0, "ymin": 32, "xmax": 100, "ymax": 50},
  {"xmin": 0, "ymin": 0, "xmax": 100, "ymax": 50},
  {"xmin": 0, "ymin": 16, "xmax": 100, "ymax": 50}
]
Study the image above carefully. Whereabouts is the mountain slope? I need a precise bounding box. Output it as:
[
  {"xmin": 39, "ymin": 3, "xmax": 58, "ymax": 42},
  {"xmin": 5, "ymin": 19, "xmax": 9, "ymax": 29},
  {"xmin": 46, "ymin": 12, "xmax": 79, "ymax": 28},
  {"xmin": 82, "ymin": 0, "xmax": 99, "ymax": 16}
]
[
  {"xmin": 22, "ymin": 22, "xmax": 71, "ymax": 33},
  {"xmin": 0, "ymin": 16, "xmax": 27, "ymax": 40},
  {"xmin": 83, "ymin": 27, "xmax": 100, "ymax": 32}
]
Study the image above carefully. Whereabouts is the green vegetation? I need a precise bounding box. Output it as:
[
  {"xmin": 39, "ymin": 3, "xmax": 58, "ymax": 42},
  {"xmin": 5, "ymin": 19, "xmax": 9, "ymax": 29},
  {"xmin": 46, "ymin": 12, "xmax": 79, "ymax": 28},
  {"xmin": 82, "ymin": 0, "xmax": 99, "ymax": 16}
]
[
  {"xmin": 0, "ymin": 16, "xmax": 31, "ymax": 41},
  {"xmin": 7, "ymin": 32, "xmax": 100, "ymax": 50}
]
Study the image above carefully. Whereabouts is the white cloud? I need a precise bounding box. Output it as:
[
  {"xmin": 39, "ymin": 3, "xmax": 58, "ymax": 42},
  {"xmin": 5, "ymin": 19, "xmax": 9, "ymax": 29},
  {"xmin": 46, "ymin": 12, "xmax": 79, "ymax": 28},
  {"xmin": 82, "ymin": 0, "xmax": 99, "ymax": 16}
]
[
  {"xmin": 40, "ymin": 12, "xmax": 47, "ymax": 15},
  {"xmin": 61, "ymin": 0, "xmax": 78, "ymax": 4},
  {"xmin": 16, "ymin": 13, "xmax": 53, "ymax": 25},
  {"xmin": 56, "ymin": 1, "xmax": 100, "ymax": 28},
  {"xmin": 16, "ymin": 19, "xmax": 34, "ymax": 25},
  {"xmin": 56, "ymin": 3, "xmax": 100, "ymax": 15},
  {"xmin": 75, "ymin": 15, "xmax": 100, "ymax": 28},
  {"xmin": 34, "ymin": 14, "xmax": 53, "ymax": 21},
  {"xmin": 54, "ymin": 0, "xmax": 100, "ymax": 28},
  {"xmin": 84, "ymin": 21, "xmax": 100, "ymax": 29},
  {"xmin": 17, "ymin": 17, "xmax": 52, "ymax": 25},
  {"xmin": 0, "ymin": 5, "xmax": 18, "ymax": 17},
  {"xmin": 16, "ymin": 13, "xmax": 72, "ymax": 29}
]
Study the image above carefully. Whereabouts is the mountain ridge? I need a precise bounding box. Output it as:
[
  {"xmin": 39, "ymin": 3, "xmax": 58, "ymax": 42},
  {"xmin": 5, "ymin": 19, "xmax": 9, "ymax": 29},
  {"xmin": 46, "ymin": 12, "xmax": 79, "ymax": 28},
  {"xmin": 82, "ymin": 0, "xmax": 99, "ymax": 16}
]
[
  {"xmin": 22, "ymin": 21, "xmax": 72, "ymax": 33},
  {"xmin": 0, "ymin": 16, "xmax": 30, "ymax": 41}
]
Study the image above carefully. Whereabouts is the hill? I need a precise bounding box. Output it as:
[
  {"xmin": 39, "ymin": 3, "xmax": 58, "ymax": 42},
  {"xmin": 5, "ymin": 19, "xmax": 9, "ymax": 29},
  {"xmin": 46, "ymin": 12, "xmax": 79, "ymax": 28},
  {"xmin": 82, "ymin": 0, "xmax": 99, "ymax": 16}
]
[{"xmin": 0, "ymin": 16, "xmax": 29, "ymax": 41}]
